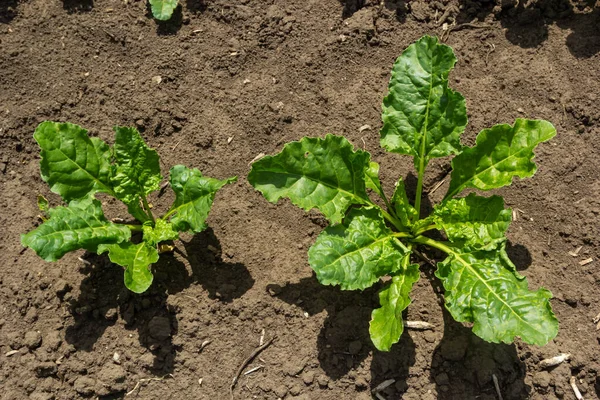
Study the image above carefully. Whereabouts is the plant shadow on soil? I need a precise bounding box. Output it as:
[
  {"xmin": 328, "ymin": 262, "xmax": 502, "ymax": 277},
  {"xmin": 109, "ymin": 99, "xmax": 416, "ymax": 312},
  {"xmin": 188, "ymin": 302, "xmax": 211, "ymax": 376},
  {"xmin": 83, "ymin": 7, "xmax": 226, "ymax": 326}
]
[
  {"xmin": 456, "ymin": 0, "xmax": 600, "ymax": 58},
  {"xmin": 62, "ymin": 0, "xmax": 93, "ymax": 13},
  {"xmin": 64, "ymin": 228, "xmax": 253, "ymax": 375},
  {"xmin": 0, "ymin": 0, "xmax": 20, "ymax": 23},
  {"xmin": 268, "ymin": 277, "xmax": 416, "ymax": 395}
]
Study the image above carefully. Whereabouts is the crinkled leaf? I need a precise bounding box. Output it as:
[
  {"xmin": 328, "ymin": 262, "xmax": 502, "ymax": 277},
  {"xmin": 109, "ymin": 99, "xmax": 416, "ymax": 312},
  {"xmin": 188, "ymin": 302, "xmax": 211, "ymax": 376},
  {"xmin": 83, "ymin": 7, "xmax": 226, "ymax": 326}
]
[
  {"xmin": 445, "ymin": 119, "xmax": 556, "ymax": 199},
  {"xmin": 308, "ymin": 206, "xmax": 407, "ymax": 290},
  {"xmin": 37, "ymin": 195, "xmax": 49, "ymax": 212},
  {"xmin": 433, "ymin": 193, "xmax": 511, "ymax": 250},
  {"xmin": 248, "ymin": 135, "xmax": 371, "ymax": 224},
  {"xmin": 380, "ymin": 36, "xmax": 467, "ymax": 168},
  {"xmin": 98, "ymin": 242, "xmax": 158, "ymax": 293},
  {"xmin": 21, "ymin": 198, "xmax": 131, "ymax": 262},
  {"xmin": 369, "ymin": 259, "xmax": 420, "ymax": 351},
  {"xmin": 168, "ymin": 165, "xmax": 237, "ymax": 233},
  {"xmin": 436, "ymin": 244, "xmax": 558, "ymax": 345},
  {"xmin": 391, "ymin": 177, "xmax": 417, "ymax": 227},
  {"xmin": 365, "ymin": 161, "xmax": 385, "ymax": 200},
  {"xmin": 111, "ymin": 126, "xmax": 162, "ymax": 209},
  {"xmin": 34, "ymin": 121, "xmax": 113, "ymax": 202},
  {"xmin": 143, "ymin": 219, "xmax": 179, "ymax": 246},
  {"xmin": 149, "ymin": 0, "xmax": 178, "ymax": 20}
]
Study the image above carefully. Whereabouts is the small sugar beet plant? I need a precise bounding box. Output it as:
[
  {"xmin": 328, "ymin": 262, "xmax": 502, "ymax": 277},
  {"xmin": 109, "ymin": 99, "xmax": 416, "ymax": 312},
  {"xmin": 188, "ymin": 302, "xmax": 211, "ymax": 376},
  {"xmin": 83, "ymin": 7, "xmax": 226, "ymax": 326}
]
[
  {"xmin": 248, "ymin": 36, "xmax": 558, "ymax": 351},
  {"xmin": 22, "ymin": 122, "xmax": 235, "ymax": 293}
]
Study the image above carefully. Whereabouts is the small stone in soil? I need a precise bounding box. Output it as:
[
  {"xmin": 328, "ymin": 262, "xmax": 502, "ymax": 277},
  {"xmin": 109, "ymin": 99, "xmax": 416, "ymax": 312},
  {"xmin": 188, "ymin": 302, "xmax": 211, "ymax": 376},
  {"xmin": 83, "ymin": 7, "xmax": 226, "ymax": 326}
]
[
  {"xmin": 355, "ymin": 377, "xmax": 368, "ymax": 389},
  {"xmin": 45, "ymin": 331, "xmax": 62, "ymax": 351},
  {"xmin": 24, "ymin": 331, "xmax": 42, "ymax": 349}
]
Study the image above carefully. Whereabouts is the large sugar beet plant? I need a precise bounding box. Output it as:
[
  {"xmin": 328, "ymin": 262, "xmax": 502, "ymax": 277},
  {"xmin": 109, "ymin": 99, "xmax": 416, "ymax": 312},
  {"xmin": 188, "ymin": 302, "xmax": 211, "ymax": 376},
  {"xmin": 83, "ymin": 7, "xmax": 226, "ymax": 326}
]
[
  {"xmin": 248, "ymin": 36, "xmax": 558, "ymax": 351},
  {"xmin": 22, "ymin": 122, "xmax": 235, "ymax": 293}
]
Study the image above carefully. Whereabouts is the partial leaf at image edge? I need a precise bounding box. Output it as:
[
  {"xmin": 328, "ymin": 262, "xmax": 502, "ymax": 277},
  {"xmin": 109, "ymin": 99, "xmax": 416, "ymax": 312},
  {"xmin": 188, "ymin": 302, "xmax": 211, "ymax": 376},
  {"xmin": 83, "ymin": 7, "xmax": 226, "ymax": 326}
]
[
  {"xmin": 369, "ymin": 258, "xmax": 420, "ymax": 351},
  {"xmin": 149, "ymin": 0, "xmax": 178, "ymax": 20},
  {"xmin": 308, "ymin": 206, "xmax": 408, "ymax": 290},
  {"xmin": 111, "ymin": 126, "xmax": 163, "ymax": 215},
  {"xmin": 445, "ymin": 119, "xmax": 557, "ymax": 200},
  {"xmin": 432, "ymin": 193, "xmax": 512, "ymax": 251},
  {"xmin": 380, "ymin": 35, "xmax": 467, "ymax": 168},
  {"xmin": 34, "ymin": 121, "xmax": 114, "ymax": 202},
  {"xmin": 434, "ymin": 243, "xmax": 558, "ymax": 346},
  {"xmin": 21, "ymin": 198, "xmax": 131, "ymax": 262},
  {"xmin": 248, "ymin": 134, "xmax": 371, "ymax": 224},
  {"xmin": 98, "ymin": 242, "xmax": 159, "ymax": 293},
  {"xmin": 168, "ymin": 165, "xmax": 237, "ymax": 233}
]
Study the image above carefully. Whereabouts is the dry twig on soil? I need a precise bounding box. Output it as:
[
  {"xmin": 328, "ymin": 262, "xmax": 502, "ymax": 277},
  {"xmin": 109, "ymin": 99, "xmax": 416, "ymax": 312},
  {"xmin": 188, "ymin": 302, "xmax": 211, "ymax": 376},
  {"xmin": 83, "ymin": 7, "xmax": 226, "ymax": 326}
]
[{"xmin": 230, "ymin": 337, "xmax": 276, "ymax": 399}]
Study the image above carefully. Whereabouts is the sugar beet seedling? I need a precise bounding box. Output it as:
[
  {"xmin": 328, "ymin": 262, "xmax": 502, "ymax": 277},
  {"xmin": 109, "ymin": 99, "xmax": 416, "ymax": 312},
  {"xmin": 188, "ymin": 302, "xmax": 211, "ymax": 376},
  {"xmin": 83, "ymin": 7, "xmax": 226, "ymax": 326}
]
[
  {"xmin": 22, "ymin": 122, "xmax": 236, "ymax": 293},
  {"xmin": 248, "ymin": 36, "xmax": 558, "ymax": 351}
]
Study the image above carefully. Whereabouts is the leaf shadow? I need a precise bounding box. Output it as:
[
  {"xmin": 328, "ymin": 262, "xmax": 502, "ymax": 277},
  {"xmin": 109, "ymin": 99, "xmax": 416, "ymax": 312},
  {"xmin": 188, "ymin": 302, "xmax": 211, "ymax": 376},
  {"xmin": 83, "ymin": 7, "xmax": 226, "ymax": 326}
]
[
  {"xmin": 0, "ymin": 0, "xmax": 20, "ymax": 23},
  {"xmin": 63, "ymin": 227, "xmax": 253, "ymax": 377},
  {"xmin": 62, "ymin": 0, "xmax": 93, "ymax": 13},
  {"xmin": 337, "ymin": 0, "xmax": 407, "ymax": 22},
  {"xmin": 185, "ymin": 0, "xmax": 207, "ymax": 14},
  {"xmin": 267, "ymin": 276, "xmax": 415, "ymax": 396},
  {"xmin": 453, "ymin": 0, "xmax": 600, "ymax": 58},
  {"xmin": 505, "ymin": 241, "xmax": 532, "ymax": 271}
]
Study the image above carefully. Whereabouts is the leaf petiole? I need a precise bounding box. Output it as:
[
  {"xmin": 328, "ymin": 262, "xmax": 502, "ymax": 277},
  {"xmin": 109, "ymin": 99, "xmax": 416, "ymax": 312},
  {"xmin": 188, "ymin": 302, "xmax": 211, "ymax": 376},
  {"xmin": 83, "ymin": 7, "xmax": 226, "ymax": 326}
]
[
  {"xmin": 141, "ymin": 194, "xmax": 155, "ymax": 224},
  {"xmin": 125, "ymin": 224, "xmax": 143, "ymax": 232},
  {"xmin": 413, "ymin": 223, "xmax": 436, "ymax": 236},
  {"xmin": 412, "ymin": 235, "xmax": 453, "ymax": 254}
]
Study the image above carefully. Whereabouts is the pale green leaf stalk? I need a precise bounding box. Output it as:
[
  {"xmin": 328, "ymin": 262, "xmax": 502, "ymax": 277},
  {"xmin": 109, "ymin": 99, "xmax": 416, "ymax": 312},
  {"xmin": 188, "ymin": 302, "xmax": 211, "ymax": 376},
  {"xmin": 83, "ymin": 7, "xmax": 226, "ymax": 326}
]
[
  {"xmin": 248, "ymin": 35, "xmax": 558, "ymax": 351},
  {"xmin": 149, "ymin": 0, "xmax": 179, "ymax": 21},
  {"xmin": 22, "ymin": 121, "xmax": 235, "ymax": 293}
]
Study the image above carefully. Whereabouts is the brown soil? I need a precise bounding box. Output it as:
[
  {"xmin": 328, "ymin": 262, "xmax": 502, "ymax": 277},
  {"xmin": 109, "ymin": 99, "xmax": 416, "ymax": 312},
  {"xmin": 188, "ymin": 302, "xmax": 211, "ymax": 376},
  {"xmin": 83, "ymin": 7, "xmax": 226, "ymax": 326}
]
[{"xmin": 1, "ymin": 0, "xmax": 600, "ymax": 399}]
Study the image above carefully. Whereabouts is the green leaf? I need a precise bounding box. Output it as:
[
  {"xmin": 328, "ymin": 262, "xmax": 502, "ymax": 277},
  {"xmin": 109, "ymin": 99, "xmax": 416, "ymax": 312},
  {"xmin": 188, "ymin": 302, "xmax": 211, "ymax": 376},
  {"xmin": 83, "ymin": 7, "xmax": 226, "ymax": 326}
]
[
  {"xmin": 34, "ymin": 121, "xmax": 114, "ymax": 202},
  {"xmin": 21, "ymin": 198, "xmax": 131, "ymax": 262},
  {"xmin": 168, "ymin": 165, "xmax": 237, "ymax": 233},
  {"xmin": 445, "ymin": 119, "xmax": 557, "ymax": 199},
  {"xmin": 143, "ymin": 218, "xmax": 179, "ymax": 246},
  {"xmin": 248, "ymin": 135, "xmax": 371, "ymax": 224},
  {"xmin": 435, "ymin": 243, "xmax": 558, "ymax": 346},
  {"xmin": 380, "ymin": 36, "xmax": 467, "ymax": 168},
  {"xmin": 98, "ymin": 242, "xmax": 158, "ymax": 293},
  {"xmin": 433, "ymin": 193, "xmax": 512, "ymax": 250},
  {"xmin": 37, "ymin": 195, "xmax": 49, "ymax": 212},
  {"xmin": 369, "ymin": 258, "xmax": 420, "ymax": 351},
  {"xmin": 365, "ymin": 161, "xmax": 385, "ymax": 200},
  {"xmin": 111, "ymin": 127, "xmax": 162, "ymax": 209},
  {"xmin": 391, "ymin": 177, "xmax": 417, "ymax": 227},
  {"xmin": 308, "ymin": 206, "xmax": 407, "ymax": 290},
  {"xmin": 149, "ymin": 0, "xmax": 178, "ymax": 20}
]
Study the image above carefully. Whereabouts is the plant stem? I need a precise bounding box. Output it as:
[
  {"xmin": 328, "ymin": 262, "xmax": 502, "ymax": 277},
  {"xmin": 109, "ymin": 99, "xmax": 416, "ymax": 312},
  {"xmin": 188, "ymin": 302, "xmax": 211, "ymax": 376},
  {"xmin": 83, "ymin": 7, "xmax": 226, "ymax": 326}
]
[
  {"xmin": 162, "ymin": 207, "xmax": 177, "ymax": 220},
  {"xmin": 414, "ymin": 156, "xmax": 426, "ymax": 222},
  {"xmin": 413, "ymin": 223, "xmax": 436, "ymax": 236},
  {"xmin": 380, "ymin": 208, "xmax": 407, "ymax": 232},
  {"xmin": 412, "ymin": 236, "xmax": 452, "ymax": 254},
  {"xmin": 141, "ymin": 195, "xmax": 155, "ymax": 223},
  {"xmin": 126, "ymin": 224, "xmax": 143, "ymax": 231}
]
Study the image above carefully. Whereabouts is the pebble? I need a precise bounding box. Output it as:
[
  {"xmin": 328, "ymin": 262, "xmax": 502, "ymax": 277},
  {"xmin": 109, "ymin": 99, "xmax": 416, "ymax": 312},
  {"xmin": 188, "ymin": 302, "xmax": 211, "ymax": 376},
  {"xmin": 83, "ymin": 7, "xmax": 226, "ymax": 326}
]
[
  {"xmin": 152, "ymin": 76, "xmax": 162, "ymax": 85},
  {"xmin": 24, "ymin": 308, "xmax": 38, "ymax": 323},
  {"xmin": 24, "ymin": 331, "xmax": 42, "ymax": 349}
]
